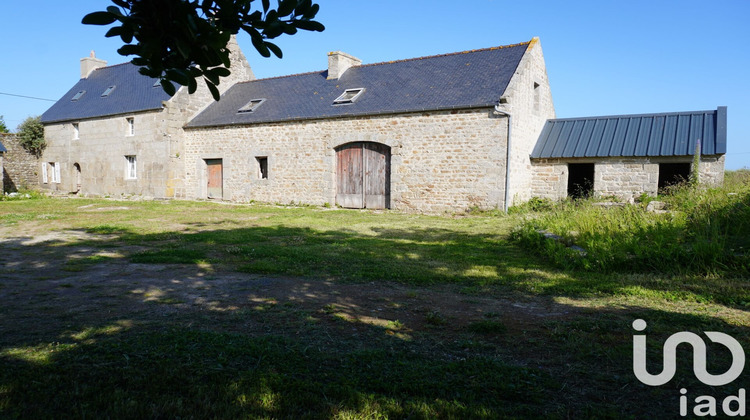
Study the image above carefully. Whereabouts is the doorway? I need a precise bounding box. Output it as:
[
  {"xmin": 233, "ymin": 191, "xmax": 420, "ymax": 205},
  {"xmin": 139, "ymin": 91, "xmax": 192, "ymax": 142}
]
[
  {"xmin": 73, "ymin": 163, "xmax": 81, "ymax": 193},
  {"xmin": 658, "ymin": 162, "xmax": 691, "ymax": 191},
  {"xmin": 567, "ymin": 163, "xmax": 595, "ymax": 199},
  {"xmin": 205, "ymin": 159, "xmax": 223, "ymax": 199},
  {"xmin": 336, "ymin": 142, "xmax": 391, "ymax": 209}
]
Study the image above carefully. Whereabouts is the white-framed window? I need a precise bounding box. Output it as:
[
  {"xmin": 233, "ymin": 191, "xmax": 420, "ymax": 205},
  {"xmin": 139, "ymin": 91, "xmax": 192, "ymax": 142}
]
[
  {"xmin": 52, "ymin": 162, "xmax": 61, "ymax": 183},
  {"xmin": 333, "ymin": 88, "xmax": 365, "ymax": 105},
  {"xmin": 73, "ymin": 123, "xmax": 79, "ymax": 140},
  {"xmin": 126, "ymin": 117, "xmax": 134, "ymax": 136},
  {"xmin": 237, "ymin": 98, "xmax": 266, "ymax": 113},
  {"xmin": 125, "ymin": 155, "xmax": 137, "ymax": 179},
  {"xmin": 44, "ymin": 162, "xmax": 60, "ymax": 184}
]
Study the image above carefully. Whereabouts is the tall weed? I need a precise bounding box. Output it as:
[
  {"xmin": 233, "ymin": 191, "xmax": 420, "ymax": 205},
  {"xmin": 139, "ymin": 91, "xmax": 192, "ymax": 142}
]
[{"xmin": 512, "ymin": 170, "xmax": 750, "ymax": 274}]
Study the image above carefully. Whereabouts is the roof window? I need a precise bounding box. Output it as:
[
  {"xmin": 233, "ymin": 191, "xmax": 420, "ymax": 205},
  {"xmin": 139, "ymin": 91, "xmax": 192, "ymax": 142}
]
[
  {"xmin": 333, "ymin": 88, "xmax": 365, "ymax": 105},
  {"xmin": 71, "ymin": 90, "xmax": 86, "ymax": 101},
  {"xmin": 101, "ymin": 85, "xmax": 116, "ymax": 97},
  {"xmin": 237, "ymin": 98, "xmax": 266, "ymax": 113}
]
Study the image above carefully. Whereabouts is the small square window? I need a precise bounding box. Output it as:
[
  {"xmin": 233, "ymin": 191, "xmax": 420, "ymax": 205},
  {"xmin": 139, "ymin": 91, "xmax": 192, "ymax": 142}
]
[
  {"xmin": 125, "ymin": 155, "xmax": 137, "ymax": 179},
  {"xmin": 333, "ymin": 88, "xmax": 365, "ymax": 105},
  {"xmin": 238, "ymin": 99, "xmax": 266, "ymax": 113},
  {"xmin": 72, "ymin": 123, "xmax": 79, "ymax": 140},
  {"xmin": 256, "ymin": 157, "xmax": 268, "ymax": 179},
  {"xmin": 71, "ymin": 90, "xmax": 86, "ymax": 101},
  {"xmin": 126, "ymin": 117, "xmax": 134, "ymax": 136},
  {"xmin": 101, "ymin": 85, "xmax": 116, "ymax": 97}
]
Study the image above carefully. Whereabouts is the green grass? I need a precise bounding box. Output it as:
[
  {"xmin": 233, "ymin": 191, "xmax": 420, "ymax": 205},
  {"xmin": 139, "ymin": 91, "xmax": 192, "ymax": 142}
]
[
  {"xmin": 0, "ymin": 192, "xmax": 748, "ymax": 418},
  {"xmin": 511, "ymin": 170, "xmax": 750, "ymax": 277}
]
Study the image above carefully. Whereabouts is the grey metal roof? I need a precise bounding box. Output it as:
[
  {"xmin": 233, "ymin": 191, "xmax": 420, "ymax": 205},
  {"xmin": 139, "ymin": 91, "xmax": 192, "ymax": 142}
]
[
  {"xmin": 187, "ymin": 41, "xmax": 531, "ymax": 128},
  {"xmin": 41, "ymin": 63, "xmax": 172, "ymax": 124},
  {"xmin": 531, "ymin": 107, "xmax": 727, "ymax": 159}
]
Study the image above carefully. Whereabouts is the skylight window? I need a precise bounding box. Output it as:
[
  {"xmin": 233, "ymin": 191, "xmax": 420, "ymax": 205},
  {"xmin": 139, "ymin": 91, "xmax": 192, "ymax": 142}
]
[
  {"xmin": 153, "ymin": 79, "xmax": 162, "ymax": 88},
  {"xmin": 333, "ymin": 88, "xmax": 365, "ymax": 105},
  {"xmin": 71, "ymin": 90, "xmax": 86, "ymax": 101},
  {"xmin": 237, "ymin": 98, "xmax": 266, "ymax": 113},
  {"xmin": 101, "ymin": 85, "xmax": 116, "ymax": 97}
]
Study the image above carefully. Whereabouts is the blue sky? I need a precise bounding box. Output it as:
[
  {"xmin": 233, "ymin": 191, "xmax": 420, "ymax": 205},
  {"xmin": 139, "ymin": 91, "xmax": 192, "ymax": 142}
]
[{"xmin": 2, "ymin": 1, "xmax": 748, "ymax": 168}]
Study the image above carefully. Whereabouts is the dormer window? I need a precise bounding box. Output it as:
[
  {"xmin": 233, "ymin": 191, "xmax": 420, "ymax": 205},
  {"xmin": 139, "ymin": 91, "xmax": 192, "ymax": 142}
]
[
  {"xmin": 333, "ymin": 88, "xmax": 365, "ymax": 105},
  {"xmin": 71, "ymin": 90, "xmax": 86, "ymax": 101},
  {"xmin": 237, "ymin": 98, "xmax": 266, "ymax": 113},
  {"xmin": 101, "ymin": 85, "xmax": 116, "ymax": 97}
]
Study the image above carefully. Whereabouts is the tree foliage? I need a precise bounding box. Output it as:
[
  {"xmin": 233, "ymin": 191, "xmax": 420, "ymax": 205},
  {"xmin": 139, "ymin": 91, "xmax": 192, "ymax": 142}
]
[
  {"xmin": 83, "ymin": 0, "xmax": 324, "ymax": 100},
  {"xmin": 17, "ymin": 116, "xmax": 45, "ymax": 157},
  {"xmin": 0, "ymin": 115, "xmax": 9, "ymax": 133}
]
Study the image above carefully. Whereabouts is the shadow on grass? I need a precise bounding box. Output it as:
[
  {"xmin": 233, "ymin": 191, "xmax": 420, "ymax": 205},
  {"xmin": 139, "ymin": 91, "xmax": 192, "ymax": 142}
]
[{"xmin": 0, "ymin": 226, "xmax": 748, "ymax": 418}]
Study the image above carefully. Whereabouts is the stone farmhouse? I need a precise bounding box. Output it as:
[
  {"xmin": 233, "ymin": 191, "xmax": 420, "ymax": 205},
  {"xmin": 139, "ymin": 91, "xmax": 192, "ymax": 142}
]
[{"xmin": 39, "ymin": 37, "xmax": 726, "ymax": 212}]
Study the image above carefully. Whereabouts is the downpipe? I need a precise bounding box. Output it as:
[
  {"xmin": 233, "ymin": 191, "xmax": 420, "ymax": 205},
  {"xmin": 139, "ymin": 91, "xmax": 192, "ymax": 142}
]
[{"xmin": 494, "ymin": 105, "xmax": 512, "ymax": 212}]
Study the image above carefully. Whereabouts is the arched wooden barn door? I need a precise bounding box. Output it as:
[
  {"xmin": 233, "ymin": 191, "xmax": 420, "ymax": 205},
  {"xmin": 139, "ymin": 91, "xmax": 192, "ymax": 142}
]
[{"xmin": 336, "ymin": 142, "xmax": 390, "ymax": 209}]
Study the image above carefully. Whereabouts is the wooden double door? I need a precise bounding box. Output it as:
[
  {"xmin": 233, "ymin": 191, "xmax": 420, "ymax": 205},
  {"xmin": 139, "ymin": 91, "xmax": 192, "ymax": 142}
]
[{"xmin": 336, "ymin": 142, "xmax": 391, "ymax": 209}]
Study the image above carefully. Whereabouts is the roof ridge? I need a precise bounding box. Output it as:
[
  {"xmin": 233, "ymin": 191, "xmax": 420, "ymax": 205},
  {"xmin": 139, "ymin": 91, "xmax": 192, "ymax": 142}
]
[
  {"xmin": 235, "ymin": 69, "xmax": 326, "ymax": 86},
  {"xmin": 359, "ymin": 40, "xmax": 533, "ymax": 69},
  {"xmin": 234, "ymin": 39, "xmax": 533, "ymax": 86},
  {"xmin": 92, "ymin": 61, "xmax": 135, "ymax": 72},
  {"xmin": 550, "ymin": 108, "xmax": 721, "ymax": 122}
]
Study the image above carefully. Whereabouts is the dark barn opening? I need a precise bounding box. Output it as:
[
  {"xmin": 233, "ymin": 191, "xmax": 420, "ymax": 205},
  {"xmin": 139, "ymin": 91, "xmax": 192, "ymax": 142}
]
[
  {"xmin": 658, "ymin": 163, "xmax": 691, "ymax": 191},
  {"xmin": 567, "ymin": 163, "xmax": 595, "ymax": 199}
]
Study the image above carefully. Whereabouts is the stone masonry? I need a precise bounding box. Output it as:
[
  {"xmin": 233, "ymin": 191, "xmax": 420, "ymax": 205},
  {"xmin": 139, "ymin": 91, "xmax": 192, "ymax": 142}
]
[
  {"xmin": 1, "ymin": 133, "xmax": 39, "ymax": 193},
  {"xmin": 530, "ymin": 155, "xmax": 726, "ymax": 202},
  {"xmin": 183, "ymin": 39, "xmax": 555, "ymax": 214}
]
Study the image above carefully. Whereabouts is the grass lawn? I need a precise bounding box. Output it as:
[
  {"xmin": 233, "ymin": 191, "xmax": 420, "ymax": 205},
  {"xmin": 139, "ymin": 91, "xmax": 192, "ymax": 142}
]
[{"xmin": 0, "ymin": 197, "xmax": 747, "ymax": 419}]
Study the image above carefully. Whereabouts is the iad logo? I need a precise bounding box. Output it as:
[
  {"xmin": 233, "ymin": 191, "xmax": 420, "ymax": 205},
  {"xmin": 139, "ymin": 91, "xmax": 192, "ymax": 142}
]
[{"xmin": 632, "ymin": 319, "xmax": 747, "ymax": 417}]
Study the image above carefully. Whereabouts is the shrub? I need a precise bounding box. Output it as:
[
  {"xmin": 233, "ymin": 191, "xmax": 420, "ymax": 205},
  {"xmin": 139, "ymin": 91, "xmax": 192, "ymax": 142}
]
[{"xmin": 16, "ymin": 116, "xmax": 45, "ymax": 157}]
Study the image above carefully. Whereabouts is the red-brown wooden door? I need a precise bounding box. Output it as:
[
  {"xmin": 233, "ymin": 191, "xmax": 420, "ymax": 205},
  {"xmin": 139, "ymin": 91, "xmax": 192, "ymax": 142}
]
[
  {"xmin": 206, "ymin": 159, "xmax": 223, "ymax": 199},
  {"xmin": 336, "ymin": 142, "xmax": 390, "ymax": 209}
]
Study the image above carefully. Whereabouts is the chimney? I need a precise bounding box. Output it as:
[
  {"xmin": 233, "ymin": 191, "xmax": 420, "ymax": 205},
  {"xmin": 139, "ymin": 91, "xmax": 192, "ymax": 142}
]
[
  {"xmin": 80, "ymin": 51, "xmax": 107, "ymax": 79},
  {"xmin": 327, "ymin": 51, "xmax": 361, "ymax": 80}
]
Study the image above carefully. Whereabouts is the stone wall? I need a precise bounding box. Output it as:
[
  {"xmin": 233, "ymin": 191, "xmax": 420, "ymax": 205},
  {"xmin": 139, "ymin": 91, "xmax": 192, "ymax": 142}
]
[
  {"xmin": 496, "ymin": 38, "xmax": 556, "ymax": 207},
  {"xmin": 1, "ymin": 133, "xmax": 39, "ymax": 192},
  {"xmin": 41, "ymin": 111, "xmax": 172, "ymax": 197},
  {"xmin": 184, "ymin": 108, "xmax": 509, "ymax": 213},
  {"xmin": 530, "ymin": 155, "xmax": 726, "ymax": 202}
]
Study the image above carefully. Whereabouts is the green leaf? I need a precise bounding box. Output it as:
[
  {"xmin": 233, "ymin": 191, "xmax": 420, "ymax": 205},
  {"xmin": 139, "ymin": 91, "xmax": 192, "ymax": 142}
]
[
  {"xmin": 105, "ymin": 26, "xmax": 124, "ymax": 38},
  {"xmin": 262, "ymin": 0, "xmax": 270, "ymax": 13},
  {"xmin": 188, "ymin": 77, "xmax": 198, "ymax": 94},
  {"xmin": 82, "ymin": 11, "xmax": 117, "ymax": 25},
  {"xmin": 117, "ymin": 44, "xmax": 141, "ymax": 56},
  {"xmin": 211, "ymin": 67, "xmax": 231, "ymax": 77},
  {"xmin": 160, "ymin": 79, "xmax": 177, "ymax": 96},
  {"xmin": 205, "ymin": 78, "xmax": 221, "ymax": 101},
  {"xmin": 106, "ymin": 6, "xmax": 123, "ymax": 16},
  {"xmin": 293, "ymin": 20, "xmax": 325, "ymax": 32},
  {"xmin": 277, "ymin": 0, "xmax": 297, "ymax": 16},
  {"xmin": 251, "ymin": 36, "xmax": 271, "ymax": 58},
  {"xmin": 266, "ymin": 42, "xmax": 283, "ymax": 59}
]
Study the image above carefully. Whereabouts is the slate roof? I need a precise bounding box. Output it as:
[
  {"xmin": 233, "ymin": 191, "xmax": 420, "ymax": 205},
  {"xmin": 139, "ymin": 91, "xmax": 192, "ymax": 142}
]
[
  {"xmin": 187, "ymin": 40, "xmax": 531, "ymax": 128},
  {"xmin": 531, "ymin": 107, "xmax": 727, "ymax": 159},
  {"xmin": 0, "ymin": 140, "xmax": 6, "ymax": 153},
  {"xmin": 41, "ymin": 63, "xmax": 172, "ymax": 124}
]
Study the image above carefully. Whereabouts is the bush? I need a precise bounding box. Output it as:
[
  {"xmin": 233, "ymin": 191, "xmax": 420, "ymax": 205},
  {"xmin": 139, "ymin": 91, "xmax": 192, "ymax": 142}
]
[{"xmin": 16, "ymin": 116, "xmax": 45, "ymax": 157}]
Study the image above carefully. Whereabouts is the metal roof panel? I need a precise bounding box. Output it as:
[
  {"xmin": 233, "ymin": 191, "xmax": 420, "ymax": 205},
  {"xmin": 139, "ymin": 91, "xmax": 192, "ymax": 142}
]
[{"xmin": 531, "ymin": 108, "xmax": 727, "ymax": 159}]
